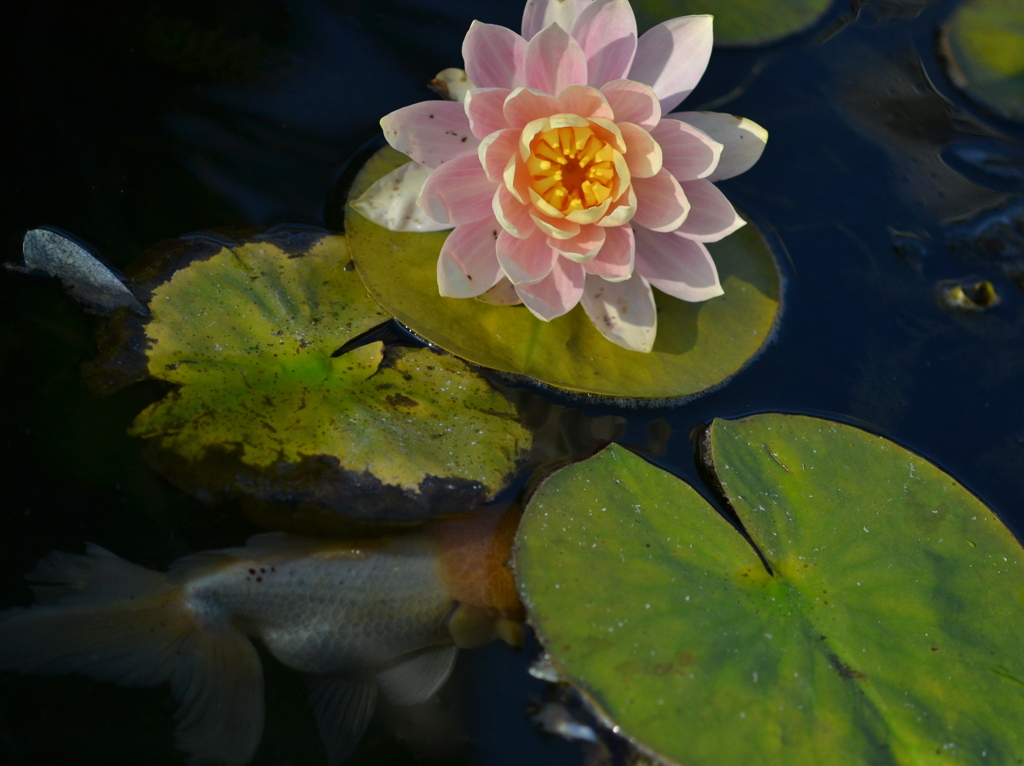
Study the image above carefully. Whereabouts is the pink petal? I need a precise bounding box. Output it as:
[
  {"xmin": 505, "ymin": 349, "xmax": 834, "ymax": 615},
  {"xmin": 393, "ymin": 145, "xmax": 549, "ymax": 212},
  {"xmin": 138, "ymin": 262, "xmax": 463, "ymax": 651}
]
[
  {"xmin": 503, "ymin": 87, "xmax": 561, "ymax": 129},
  {"xmin": 628, "ymin": 15, "xmax": 713, "ymax": 115},
  {"xmin": 651, "ymin": 117, "xmax": 723, "ymax": 181},
  {"xmin": 524, "ymin": 23, "xmax": 588, "ymax": 95},
  {"xmin": 583, "ymin": 224, "xmax": 634, "ymax": 280},
  {"xmin": 465, "ymin": 88, "xmax": 512, "ymax": 139},
  {"xmin": 522, "ymin": 0, "xmax": 592, "ymax": 40},
  {"xmin": 631, "ymin": 169, "xmax": 690, "ymax": 232},
  {"xmin": 493, "ymin": 184, "xmax": 537, "ymax": 238},
  {"xmin": 437, "ymin": 219, "xmax": 504, "ymax": 298},
  {"xmin": 601, "ymin": 79, "xmax": 661, "ymax": 129},
  {"xmin": 581, "ymin": 272, "xmax": 657, "ymax": 352},
  {"xmin": 549, "ymin": 225, "xmax": 606, "ymax": 263},
  {"xmin": 633, "ymin": 227, "xmax": 723, "ymax": 302},
  {"xmin": 476, "ymin": 277, "xmax": 523, "ymax": 306},
  {"xmin": 515, "ymin": 258, "xmax": 586, "ymax": 320},
  {"xmin": 463, "ymin": 21, "xmax": 526, "ymax": 90},
  {"xmin": 497, "ymin": 228, "xmax": 558, "ymax": 285},
  {"xmin": 675, "ymin": 180, "xmax": 745, "ymax": 242},
  {"xmin": 556, "ymin": 85, "xmax": 614, "ymax": 120},
  {"xmin": 380, "ymin": 101, "xmax": 479, "ymax": 168},
  {"xmin": 619, "ymin": 122, "xmax": 662, "ymax": 178},
  {"xmin": 595, "ymin": 186, "xmax": 637, "ymax": 227},
  {"xmin": 417, "ymin": 153, "xmax": 497, "ymax": 225},
  {"xmin": 478, "ymin": 129, "xmax": 520, "ymax": 183},
  {"xmin": 531, "ymin": 211, "xmax": 580, "ymax": 240},
  {"xmin": 675, "ymin": 111, "xmax": 768, "ymax": 182},
  {"xmin": 570, "ymin": 0, "xmax": 638, "ymax": 87}
]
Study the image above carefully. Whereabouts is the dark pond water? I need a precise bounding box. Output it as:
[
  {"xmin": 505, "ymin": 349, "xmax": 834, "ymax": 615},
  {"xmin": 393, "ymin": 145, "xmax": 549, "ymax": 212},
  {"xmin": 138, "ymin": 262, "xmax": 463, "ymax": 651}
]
[{"xmin": 2, "ymin": 0, "xmax": 1023, "ymax": 763}]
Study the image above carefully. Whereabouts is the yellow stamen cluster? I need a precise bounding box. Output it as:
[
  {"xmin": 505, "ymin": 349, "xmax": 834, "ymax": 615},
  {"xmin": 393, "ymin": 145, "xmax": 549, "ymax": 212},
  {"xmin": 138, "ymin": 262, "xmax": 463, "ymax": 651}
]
[{"xmin": 526, "ymin": 126, "xmax": 616, "ymax": 214}]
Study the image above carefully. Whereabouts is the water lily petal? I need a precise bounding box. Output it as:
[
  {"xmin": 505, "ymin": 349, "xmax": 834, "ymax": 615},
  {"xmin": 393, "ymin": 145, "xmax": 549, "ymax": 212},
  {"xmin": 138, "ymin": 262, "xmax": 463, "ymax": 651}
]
[
  {"xmin": 631, "ymin": 169, "xmax": 690, "ymax": 232},
  {"xmin": 583, "ymin": 224, "xmax": 634, "ymax": 280},
  {"xmin": 556, "ymin": 85, "xmax": 614, "ymax": 120},
  {"xmin": 581, "ymin": 272, "xmax": 656, "ymax": 352},
  {"xmin": 651, "ymin": 117, "xmax": 723, "ymax": 181},
  {"xmin": 380, "ymin": 101, "xmax": 479, "ymax": 168},
  {"xmin": 524, "ymin": 23, "xmax": 588, "ymax": 95},
  {"xmin": 633, "ymin": 226, "xmax": 723, "ymax": 301},
  {"xmin": 515, "ymin": 257, "xmax": 586, "ymax": 320},
  {"xmin": 463, "ymin": 21, "xmax": 527, "ymax": 89},
  {"xmin": 549, "ymin": 225, "xmax": 606, "ymax": 263},
  {"xmin": 465, "ymin": 88, "xmax": 512, "ymax": 139},
  {"xmin": 600, "ymin": 79, "xmax": 660, "ymax": 129},
  {"xmin": 522, "ymin": 0, "xmax": 591, "ymax": 40},
  {"xmin": 351, "ymin": 161, "xmax": 454, "ymax": 232},
  {"xmin": 628, "ymin": 15, "xmax": 713, "ymax": 115},
  {"xmin": 675, "ymin": 180, "xmax": 745, "ymax": 242},
  {"xmin": 493, "ymin": 184, "xmax": 537, "ymax": 239},
  {"xmin": 619, "ymin": 122, "xmax": 662, "ymax": 178},
  {"xmin": 430, "ymin": 68, "xmax": 475, "ymax": 103},
  {"xmin": 570, "ymin": 0, "xmax": 638, "ymax": 87},
  {"xmin": 675, "ymin": 111, "xmax": 768, "ymax": 181},
  {"xmin": 476, "ymin": 277, "xmax": 523, "ymax": 305},
  {"xmin": 595, "ymin": 186, "xmax": 637, "ymax": 227},
  {"xmin": 479, "ymin": 129, "xmax": 521, "ymax": 183},
  {"xmin": 437, "ymin": 218, "xmax": 504, "ymax": 298},
  {"xmin": 504, "ymin": 87, "xmax": 561, "ymax": 130},
  {"xmin": 497, "ymin": 228, "xmax": 558, "ymax": 285},
  {"xmin": 531, "ymin": 211, "xmax": 580, "ymax": 240},
  {"xmin": 418, "ymin": 153, "xmax": 497, "ymax": 225}
]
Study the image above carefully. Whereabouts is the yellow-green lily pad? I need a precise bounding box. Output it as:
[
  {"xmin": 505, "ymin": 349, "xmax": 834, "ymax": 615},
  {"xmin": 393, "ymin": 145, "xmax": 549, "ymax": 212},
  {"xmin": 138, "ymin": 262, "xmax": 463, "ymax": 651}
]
[
  {"xmin": 516, "ymin": 415, "xmax": 1024, "ymax": 765},
  {"xmin": 345, "ymin": 147, "xmax": 780, "ymax": 401},
  {"xmin": 89, "ymin": 228, "xmax": 532, "ymax": 529},
  {"xmin": 633, "ymin": 0, "xmax": 832, "ymax": 46},
  {"xmin": 941, "ymin": 0, "xmax": 1024, "ymax": 123}
]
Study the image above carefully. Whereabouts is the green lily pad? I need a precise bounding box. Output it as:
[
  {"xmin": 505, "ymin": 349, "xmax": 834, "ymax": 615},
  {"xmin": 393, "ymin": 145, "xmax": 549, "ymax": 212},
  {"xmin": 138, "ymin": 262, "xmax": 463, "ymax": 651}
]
[
  {"xmin": 515, "ymin": 415, "xmax": 1024, "ymax": 765},
  {"xmin": 345, "ymin": 147, "xmax": 780, "ymax": 401},
  {"xmin": 88, "ymin": 228, "xmax": 532, "ymax": 530},
  {"xmin": 633, "ymin": 0, "xmax": 831, "ymax": 47},
  {"xmin": 941, "ymin": 0, "xmax": 1024, "ymax": 123}
]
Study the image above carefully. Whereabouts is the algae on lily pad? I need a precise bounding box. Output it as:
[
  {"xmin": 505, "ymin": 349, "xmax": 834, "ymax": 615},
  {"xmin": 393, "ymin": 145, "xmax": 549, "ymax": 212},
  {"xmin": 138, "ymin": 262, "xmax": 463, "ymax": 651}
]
[
  {"xmin": 89, "ymin": 228, "xmax": 531, "ymax": 528},
  {"xmin": 345, "ymin": 147, "xmax": 780, "ymax": 401},
  {"xmin": 633, "ymin": 0, "xmax": 831, "ymax": 46},
  {"xmin": 941, "ymin": 0, "xmax": 1024, "ymax": 123},
  {"xmin": 516, "ymin": 415, "xmax": 1024, "ymax": 765}
]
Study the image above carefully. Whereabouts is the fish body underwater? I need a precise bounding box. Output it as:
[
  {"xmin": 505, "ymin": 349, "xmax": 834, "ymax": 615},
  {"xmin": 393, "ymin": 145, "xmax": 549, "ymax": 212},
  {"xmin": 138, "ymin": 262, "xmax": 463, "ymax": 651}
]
[{"xmin": 0, "ymin": 509, "xmax": 523, "ymax": 765}]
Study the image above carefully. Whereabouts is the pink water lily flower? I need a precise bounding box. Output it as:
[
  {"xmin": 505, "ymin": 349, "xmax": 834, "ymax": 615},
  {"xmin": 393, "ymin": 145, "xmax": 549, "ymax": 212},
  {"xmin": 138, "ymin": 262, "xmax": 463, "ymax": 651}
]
[{"xmin": 356, "ymin": 0, "xmax": 767, "ymax": 353}]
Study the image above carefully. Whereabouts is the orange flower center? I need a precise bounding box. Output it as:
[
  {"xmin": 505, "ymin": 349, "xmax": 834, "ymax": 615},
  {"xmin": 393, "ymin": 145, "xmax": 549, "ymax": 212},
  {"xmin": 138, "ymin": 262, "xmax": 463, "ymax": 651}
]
[{"xmin": 526, "ymin": 125, "xmax": 616, "ymax": 214}]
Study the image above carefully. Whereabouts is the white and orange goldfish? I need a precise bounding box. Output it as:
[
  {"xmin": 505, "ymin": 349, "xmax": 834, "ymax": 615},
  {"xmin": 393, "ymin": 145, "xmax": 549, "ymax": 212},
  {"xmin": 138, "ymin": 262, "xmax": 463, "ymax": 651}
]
[{"xmin": 0, "ymin": 508, "xmax": 523, "ymax": 765}]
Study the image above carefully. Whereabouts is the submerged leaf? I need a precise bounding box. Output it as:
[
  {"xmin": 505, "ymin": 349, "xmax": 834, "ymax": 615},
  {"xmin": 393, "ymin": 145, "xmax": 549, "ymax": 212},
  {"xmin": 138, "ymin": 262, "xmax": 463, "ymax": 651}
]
[
  {"xmin": 15, "ymin": 227, "xmax": 146, "ymax": 314},
  {"xmin": 516, "ymin": 415, "xmax": 1024, "ymax": 765},
  {"xmin": 633, "ymin": 0, "xmax": 831, "ymax": 46},
  {"xmin": 345, "ymin": 147, "xmax": 781, "ymax": 401},
  {"xmin": 92, "ymin": 229, "xmax": 531, "ymax": 528}
]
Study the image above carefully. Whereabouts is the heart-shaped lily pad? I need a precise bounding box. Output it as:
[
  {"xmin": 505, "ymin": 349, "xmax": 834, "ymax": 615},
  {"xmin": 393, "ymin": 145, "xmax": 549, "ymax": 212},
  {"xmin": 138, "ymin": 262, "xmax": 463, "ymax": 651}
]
[
  {"xmin": 633, "ymin": 0, "xmax": 831, "ymax": 46},
  {"xmin": 88, "ymin": 228, "xmax": 532, "ymax": 530},
  {"xmin": 941, "ymin": 0, "xmax": 1024, "ymax": 123},
  {"xmin": 345, "ymin": 147, "xmax": 781, "ymax": 401},
  {"xmin": 515, "ymin": 415, "xmax": 1024, "ymax": 765}
]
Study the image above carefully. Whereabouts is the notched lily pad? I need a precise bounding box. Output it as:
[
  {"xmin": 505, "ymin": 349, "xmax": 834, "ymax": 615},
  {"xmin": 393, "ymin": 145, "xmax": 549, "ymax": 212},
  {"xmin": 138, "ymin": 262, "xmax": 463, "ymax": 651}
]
[
  {"xmin": 345, "ymin": 147, "xmax": 781, "ymax": 402},
  {"xmin": 633, "ymin": 0, "xmax": 831, "ymax": 46},
  {"xmin": 515, "ymin": 415, "xmax": 1024, "ymax": 765},
  {"xmin": 941, "ymin": 0, "xmax": 1024, "ymax": 123},
  {"xmin": 88, "ymin": 228, "xmax": 532, "ymax": 529}
]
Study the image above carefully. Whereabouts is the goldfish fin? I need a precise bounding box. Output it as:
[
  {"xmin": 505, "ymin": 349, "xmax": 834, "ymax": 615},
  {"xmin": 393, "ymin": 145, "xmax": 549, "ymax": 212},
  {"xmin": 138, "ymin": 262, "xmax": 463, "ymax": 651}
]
[
  {"xmin": 0, "ymin": 545, "xmax": 265, "ymax": 766},
  {"xmin": 307, "ymin": 674, "xmax": 378, "ymax": 766},
  {"xmin": 376, "ymin": 644, "xmax": 459, "ymax": 705}
]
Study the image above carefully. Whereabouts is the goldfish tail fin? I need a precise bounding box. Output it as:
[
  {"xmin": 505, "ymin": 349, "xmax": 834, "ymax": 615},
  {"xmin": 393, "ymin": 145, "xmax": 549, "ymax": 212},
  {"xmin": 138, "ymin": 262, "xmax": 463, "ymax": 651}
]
[{"xmin": 0, "ymin": 544, "xmax": 265, "ymax": 766}]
